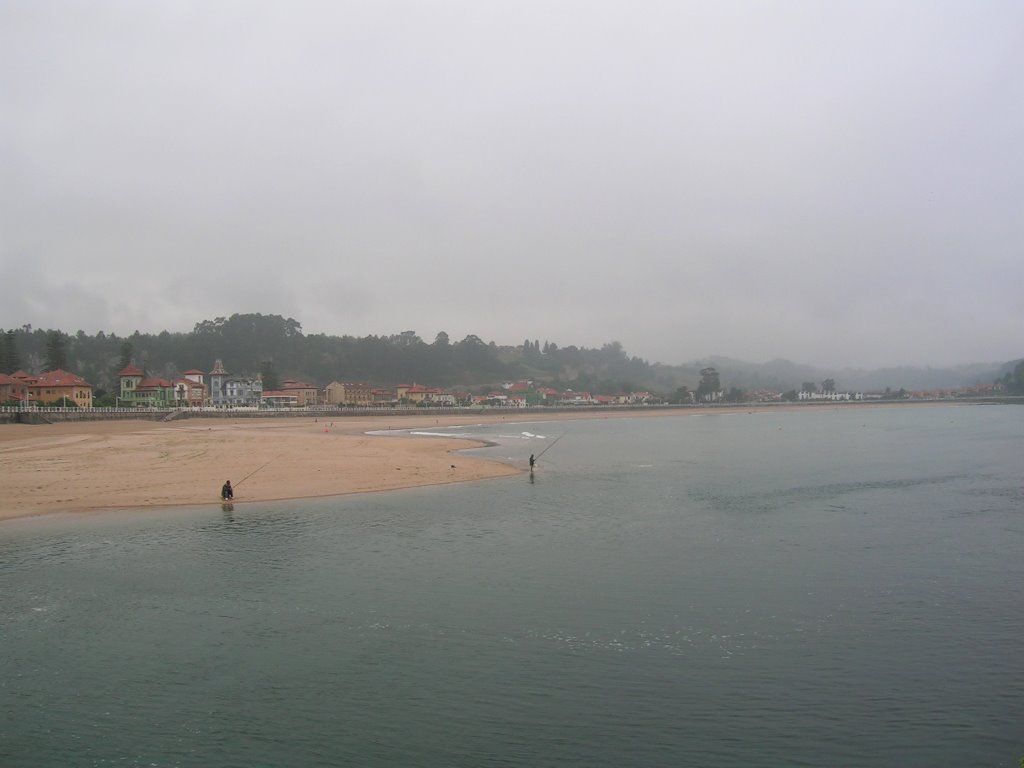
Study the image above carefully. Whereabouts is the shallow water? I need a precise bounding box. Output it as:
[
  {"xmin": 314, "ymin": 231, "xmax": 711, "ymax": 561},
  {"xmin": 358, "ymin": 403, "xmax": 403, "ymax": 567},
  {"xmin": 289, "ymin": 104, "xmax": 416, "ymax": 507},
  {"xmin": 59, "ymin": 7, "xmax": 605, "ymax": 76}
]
[{"xmin": 2, "ymin": 404, "xmax": 1023, "ymax": 766}]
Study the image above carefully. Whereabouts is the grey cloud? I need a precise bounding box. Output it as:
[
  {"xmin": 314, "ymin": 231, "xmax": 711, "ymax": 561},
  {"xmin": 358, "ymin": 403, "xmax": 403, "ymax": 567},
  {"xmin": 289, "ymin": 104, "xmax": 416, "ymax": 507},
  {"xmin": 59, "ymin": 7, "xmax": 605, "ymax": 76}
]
[{"xmin": 2, "ymin": 1, "xmax": 1022, "ymax": 369}]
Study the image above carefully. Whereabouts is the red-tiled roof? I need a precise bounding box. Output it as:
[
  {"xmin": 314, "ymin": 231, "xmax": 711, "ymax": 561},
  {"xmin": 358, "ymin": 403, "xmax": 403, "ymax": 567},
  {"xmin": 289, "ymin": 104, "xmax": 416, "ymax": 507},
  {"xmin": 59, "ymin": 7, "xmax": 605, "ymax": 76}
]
[
  {"xmin": 34, "ymin": 370, "xmax": 92, "ymax": 387},
  {"xmin": 118, "ymin": 364, "xmax": 144, "ymax": 377},
  {"xmin": 136, "ymin": 378, "xmax": 173, "ymax": 390}
]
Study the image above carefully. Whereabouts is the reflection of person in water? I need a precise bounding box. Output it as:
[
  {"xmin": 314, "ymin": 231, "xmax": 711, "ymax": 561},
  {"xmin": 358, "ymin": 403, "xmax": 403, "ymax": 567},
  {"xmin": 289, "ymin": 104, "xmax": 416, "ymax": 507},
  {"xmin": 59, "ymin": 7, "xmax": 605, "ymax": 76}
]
[
  {"xmin": 529, "ymin": 454, "xmax": 535, "ymax": 471},
  {"xmin": 221, "ymin": 480, "xmax": 234, "ymax": 501}
]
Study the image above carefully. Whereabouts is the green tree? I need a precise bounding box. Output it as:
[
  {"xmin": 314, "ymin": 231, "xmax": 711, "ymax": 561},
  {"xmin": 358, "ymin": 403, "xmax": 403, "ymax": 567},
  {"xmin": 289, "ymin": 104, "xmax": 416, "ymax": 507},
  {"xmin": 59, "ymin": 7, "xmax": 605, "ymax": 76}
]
[
  {"xmin": 0, "ymin": 329, "xmax": 20, "ymax": 372},
  {"xmin": 725, "ymin": 387, "xmax": 745, "ymax": 403},
  {"xmin": 672, "ymin": 386, "xmax": 690, "ymax": 404},
  {"xmin": 44, "ymin": 330, "xmax": 68, "ymax": 372},
  {"xmin": 118, "ymin": 341, "xmax": 134, "ymax": 371},
  {"xmin": 93, "ymin": 391, "xmax": 117, "ymax": 407},
  {"xmin": 822, "ymin": 378, "xmax": 836, "ymax": 393},
  {"xmin": 260, "ymin": 360, "xmax": 281, "ymax": 391},
  {"xmin": 696, "ymin": 367, "xmax": 721, "ymax": 401},
  {"xmin": 1010, "ymin": 361, "xmax": 1024, "ymax": 394},
  {"xmin": 801, "ymin": 381, "xmax": 817, "ymax": 394},
  {"xmin": 260, "ymin": 360, "xmax": 280, "ymax": 391}
]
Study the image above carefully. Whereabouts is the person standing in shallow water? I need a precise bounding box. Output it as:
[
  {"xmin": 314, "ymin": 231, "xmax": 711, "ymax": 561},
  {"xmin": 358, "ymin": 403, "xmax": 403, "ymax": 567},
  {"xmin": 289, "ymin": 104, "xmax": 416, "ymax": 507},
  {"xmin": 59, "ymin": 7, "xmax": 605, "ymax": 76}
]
[
  {"xmin": 529, "ymin": 454, "xmax": 535, "ymax": 471},
  {"xmin": 221, "ymin": 480, "xmax": 233, "ymax": 501}
]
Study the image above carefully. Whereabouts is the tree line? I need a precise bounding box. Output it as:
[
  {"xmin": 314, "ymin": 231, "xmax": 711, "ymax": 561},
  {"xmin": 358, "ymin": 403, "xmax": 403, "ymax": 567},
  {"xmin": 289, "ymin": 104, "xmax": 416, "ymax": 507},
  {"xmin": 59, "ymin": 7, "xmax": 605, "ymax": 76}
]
[
  {"xmin": 8, "ymin": 314, "xmax": 1010, "ymax": 402},
  {"xmin": 1, "ymin": 313, "xmax": 678, "ymax": 399}
]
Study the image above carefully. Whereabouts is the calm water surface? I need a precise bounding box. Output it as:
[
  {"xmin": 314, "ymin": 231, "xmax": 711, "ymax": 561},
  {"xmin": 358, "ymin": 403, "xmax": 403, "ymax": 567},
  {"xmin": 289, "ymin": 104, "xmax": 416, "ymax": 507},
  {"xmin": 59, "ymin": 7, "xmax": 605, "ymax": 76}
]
[{"xmin": 2, "ymin": 404, "xmax": 1023, "ymax": 767}]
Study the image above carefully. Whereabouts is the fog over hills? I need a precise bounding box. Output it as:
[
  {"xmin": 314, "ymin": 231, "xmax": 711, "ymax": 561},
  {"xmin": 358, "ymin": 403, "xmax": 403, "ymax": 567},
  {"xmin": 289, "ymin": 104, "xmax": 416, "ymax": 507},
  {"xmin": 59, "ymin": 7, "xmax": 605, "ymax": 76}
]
[
  {"xmin": 2, "ymin": 311, "xmax": 1016, "ymax": 396},
  {"xmin": 3, "ymin": 3, "xmax": 1022, "ymax": 373},
  {"xmin": 684, "ymin": 356, "xmax": 1010, "ymax": 393}
]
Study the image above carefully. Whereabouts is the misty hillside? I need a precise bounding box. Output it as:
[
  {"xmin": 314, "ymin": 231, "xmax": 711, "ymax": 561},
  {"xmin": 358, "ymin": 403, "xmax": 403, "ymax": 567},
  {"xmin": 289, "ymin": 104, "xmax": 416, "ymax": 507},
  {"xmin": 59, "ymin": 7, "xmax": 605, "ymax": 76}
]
[
  {"xmin": 695, "ymin": 356, "xmax": 1008, "ymax": 393},
  {"xmin": 1, "ymin": 314, "xmax": 1015, "ymax": 397}
]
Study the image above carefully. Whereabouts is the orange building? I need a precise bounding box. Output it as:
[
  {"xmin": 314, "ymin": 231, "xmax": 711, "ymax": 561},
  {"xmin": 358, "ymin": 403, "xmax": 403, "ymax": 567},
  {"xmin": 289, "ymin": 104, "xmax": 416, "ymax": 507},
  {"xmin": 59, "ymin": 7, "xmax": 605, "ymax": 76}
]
[{"xmin": 23, "ymin": 369, "xmax": 94, "ymax": 408}]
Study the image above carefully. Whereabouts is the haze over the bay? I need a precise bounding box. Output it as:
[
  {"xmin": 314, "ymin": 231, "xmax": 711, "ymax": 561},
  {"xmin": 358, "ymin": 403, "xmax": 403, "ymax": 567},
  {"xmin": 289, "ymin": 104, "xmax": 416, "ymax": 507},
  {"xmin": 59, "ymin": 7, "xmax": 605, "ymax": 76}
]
[{"xmin": 2, "ymin": 1, "xmax": 1021, "ymax": 370}]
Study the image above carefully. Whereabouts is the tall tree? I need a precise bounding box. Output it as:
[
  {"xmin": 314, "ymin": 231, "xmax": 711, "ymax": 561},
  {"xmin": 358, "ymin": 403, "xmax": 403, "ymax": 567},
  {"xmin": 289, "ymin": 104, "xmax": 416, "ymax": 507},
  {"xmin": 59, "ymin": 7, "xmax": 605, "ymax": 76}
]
[
  {"xmin": 697, "ymin": 367, "xmax": 721, "ymax": 401},
  {"xmin": 118, "ymin": 341, "xmax": 134, "ymax": 370},
  {"xmin": 725, "ymin": 387, "xmax": 745, "ymax": 403},
  {"xmin": 1, "ymin": 330, "xmax": 20, "ymax": 372},
  {"xmin": 44, "ymin": 331, "xmax": 68, "ymax": 372},
  {"xmin": 260, "ymin": 360, "xmax": 281, "ymax": 391}
]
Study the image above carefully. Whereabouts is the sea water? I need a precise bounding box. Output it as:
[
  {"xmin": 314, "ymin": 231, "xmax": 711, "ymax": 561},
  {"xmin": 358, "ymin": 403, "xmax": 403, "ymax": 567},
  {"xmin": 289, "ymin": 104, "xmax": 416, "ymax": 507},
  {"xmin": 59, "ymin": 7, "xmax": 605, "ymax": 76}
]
[{"xmin": 2, "ymin": 404, "xmax": 1022, "ymax": 767}]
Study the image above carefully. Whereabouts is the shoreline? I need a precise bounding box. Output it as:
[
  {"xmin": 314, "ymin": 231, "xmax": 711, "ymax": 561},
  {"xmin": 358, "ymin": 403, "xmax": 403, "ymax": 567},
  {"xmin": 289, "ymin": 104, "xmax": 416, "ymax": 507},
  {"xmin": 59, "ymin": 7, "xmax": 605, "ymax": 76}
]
[{"xmin": 0, "ymin": 401, "xmax": 978, "ymax": 524}]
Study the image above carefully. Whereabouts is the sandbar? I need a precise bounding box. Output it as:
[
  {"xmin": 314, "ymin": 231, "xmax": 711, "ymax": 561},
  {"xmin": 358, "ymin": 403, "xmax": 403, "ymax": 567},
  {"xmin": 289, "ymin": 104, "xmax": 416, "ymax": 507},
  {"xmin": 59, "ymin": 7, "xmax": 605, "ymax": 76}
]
[{"xmin": 0, "ymin": 402, "xmax": 961, "ymax": 522}]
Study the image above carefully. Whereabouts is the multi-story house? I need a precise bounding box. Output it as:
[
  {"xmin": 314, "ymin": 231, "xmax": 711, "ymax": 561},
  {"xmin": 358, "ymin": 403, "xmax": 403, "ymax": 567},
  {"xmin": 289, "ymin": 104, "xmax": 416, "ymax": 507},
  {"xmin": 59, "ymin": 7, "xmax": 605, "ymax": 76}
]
[
  {"xmin": 372, "ymin": 388, "xmax": 395, "ymax": 406},
  {"xmin": 118, "ymin": 365, "xmax": 175, "ymax": 407},
  {"xmin": 22, "ymin": 369, "xmax": 94, "ymax": 408},
  {"xmin": 181, "ymin": 369, "xmax": 207, "ymax": 403},
  {"xmin": 224, "ymin": 375, "xmax": 263, "ymax": 406},
  {"xmin": 325, "ymin": 381, "xmax": 374, "ymax": 406},
  {"xmin": 118, "ymin": 364, "xmax": 145, "ymax": 404},
  {"xmin": 173, "ymin": 377, "xmax": 206, "ymax": 407},
  {"xmin": 281, "ymin": 380, "xmax": 318, "ymax": 407},
  {"xmin": 133, "ymin": 377, "xmax": 177, "ymax": 407},
  {"xmin": 207, "ymin": 360, "xmax": 262, "ymax": 406},
  {"xmin": 0, "ymin": 372, "xmax": 32, "ymax": 405}
]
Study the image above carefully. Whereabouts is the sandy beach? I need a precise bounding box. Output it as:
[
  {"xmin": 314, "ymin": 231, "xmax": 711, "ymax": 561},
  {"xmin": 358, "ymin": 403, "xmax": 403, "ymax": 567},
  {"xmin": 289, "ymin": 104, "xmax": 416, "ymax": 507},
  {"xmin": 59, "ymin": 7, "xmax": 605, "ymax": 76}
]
[
  {"xmin": 0, "ymin": 409, "xmax": 637, "ymax": 522},
  {"xmin": 0, "ymin": 403, "xmax": 958, "ymax": 522}
]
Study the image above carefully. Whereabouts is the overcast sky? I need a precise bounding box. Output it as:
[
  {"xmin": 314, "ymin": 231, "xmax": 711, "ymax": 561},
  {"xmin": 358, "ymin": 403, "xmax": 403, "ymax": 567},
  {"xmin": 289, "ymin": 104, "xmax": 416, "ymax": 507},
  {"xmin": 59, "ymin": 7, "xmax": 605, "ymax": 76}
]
[{"xmin": 2, "ymin": 1, "xmax": 1021, "ymax": 369}]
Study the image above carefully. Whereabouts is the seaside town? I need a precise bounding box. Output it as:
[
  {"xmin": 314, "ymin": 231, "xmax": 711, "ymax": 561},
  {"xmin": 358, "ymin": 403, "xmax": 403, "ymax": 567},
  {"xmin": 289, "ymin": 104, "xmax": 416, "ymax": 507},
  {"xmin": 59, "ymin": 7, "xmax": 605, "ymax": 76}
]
[{"xmin": 0, "ymin": 358, "xmax": 1008, "ymax": 413}]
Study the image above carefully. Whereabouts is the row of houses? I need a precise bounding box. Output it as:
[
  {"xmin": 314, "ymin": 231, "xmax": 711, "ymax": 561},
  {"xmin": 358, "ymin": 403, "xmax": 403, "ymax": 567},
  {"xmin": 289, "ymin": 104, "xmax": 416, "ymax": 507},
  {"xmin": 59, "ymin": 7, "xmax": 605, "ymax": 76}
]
[
  {"xmin": 797, "ymin": 390, "xmax": 864, "ymax": 401},
  {"xmin": 3, "ymin": 363, "xmax": 1003, "ymax": 411},
  {"xmin": 117, "ymin": 365, "xmax": 664, "ymax": 410},
  {"xmin": 1, "ymin": 360, "xmax": 663, "ymax": 410},
  {"xmin": 116, "ymin": 363, "xmax": 462, "ymax": 408}
]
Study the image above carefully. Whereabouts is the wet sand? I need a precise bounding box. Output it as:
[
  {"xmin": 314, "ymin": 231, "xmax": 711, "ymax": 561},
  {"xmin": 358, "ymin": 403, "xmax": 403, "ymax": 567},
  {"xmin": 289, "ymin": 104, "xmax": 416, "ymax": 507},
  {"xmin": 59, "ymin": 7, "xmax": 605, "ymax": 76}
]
[{"xmin": 0, "ymin": 403, "xmax": 955, "ymax": 521}]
